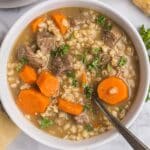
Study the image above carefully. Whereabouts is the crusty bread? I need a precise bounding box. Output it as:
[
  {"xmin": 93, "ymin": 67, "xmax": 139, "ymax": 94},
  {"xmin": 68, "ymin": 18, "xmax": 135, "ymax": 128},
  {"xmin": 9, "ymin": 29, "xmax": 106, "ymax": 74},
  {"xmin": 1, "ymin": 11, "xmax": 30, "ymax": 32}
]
[
  {"xmin": 0, "ymin": 105, "xmax": 20, "ymax": 149},
  {"xmin": 133, "ymin": 0, "xmax": 150, "ymax": 16}
]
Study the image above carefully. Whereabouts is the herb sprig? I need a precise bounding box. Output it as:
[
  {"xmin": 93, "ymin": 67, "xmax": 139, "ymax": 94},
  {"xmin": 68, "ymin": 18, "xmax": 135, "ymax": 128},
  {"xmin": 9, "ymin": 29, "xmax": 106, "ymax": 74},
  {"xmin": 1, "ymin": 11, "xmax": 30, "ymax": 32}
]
[
  {"xmin": 118, "ymin": 56, "xmax": 127, "ymax": 67},
  {"xmin": 39, "ymin": 117, "xmax": 54, "ymax": 128},
  {"xmin": 146, "ymin": 87, "xmax": 150, "ymax": 102},
  {"xmin": 96, "ymin": 15, "xmax": 112, "ymax": 31},
  {"xmin": 83, "ymin": 84, "xmax": 93, "ymax": 99},
  {"xmin": 139, "ymin": 25, "xmax": 150, "ymax": 50},
  {"xmin": 87, "ymin": 57, "xmax": 99, "ymax": 71},
  {"xmin": 67, "ymin": 71, "xmax": 78, "ymax": 87},
  {"xmin": 84, "ymin": 124, "xmax": 93, "ymax": 132},
  {"xmin": 83, "ymin": 103, "xmax": 93, "ymax": 112},
  {"xmin": 139, "ymin": 25, "xmax": 150, "ymax": 102},
  {"xmin": 51, "ymin": 44, "xmax": 70, "ymax": 57},
  {"xmin": 16, "ymin": 56, "xmax": 28, "ymax": 72}
]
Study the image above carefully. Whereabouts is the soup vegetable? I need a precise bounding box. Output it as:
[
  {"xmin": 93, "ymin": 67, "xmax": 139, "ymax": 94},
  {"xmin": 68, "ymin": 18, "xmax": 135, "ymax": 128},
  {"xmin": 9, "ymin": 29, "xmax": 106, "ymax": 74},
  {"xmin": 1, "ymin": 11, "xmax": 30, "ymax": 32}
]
[{"xmin": 7, "ymin": 8, "xmax": 139, "ymax": 140}]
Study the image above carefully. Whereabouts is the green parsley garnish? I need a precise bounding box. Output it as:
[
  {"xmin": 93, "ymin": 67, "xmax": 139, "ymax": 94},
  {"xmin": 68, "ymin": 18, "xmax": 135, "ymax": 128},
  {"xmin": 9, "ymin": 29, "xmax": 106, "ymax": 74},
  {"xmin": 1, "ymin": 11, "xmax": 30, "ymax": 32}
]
[
  {"xmin": 51, "ymin": 44, "xmax": 70, "ymax": 57},
  {"xmin": 92, "ymin": 47, "xmax": 102, "ymax": 54},
  {"xmin": 146, "ymin": 87, "xmax": 150, "ymax": 102},
  {"xmin": 16, "ymin": 56, "xmax": 28, "ymax": 72},
  {"xmin": 139, "ymin": 25, "xmax": 150, "ymax": 50},
  {"xmin": 83, "ymin": 85, "xmax": 93, "ymax": 99},
  {"xmin": 118, "ymin": 56, "xmax": 127, "ymax": 67},
  {"xmin": 67, "ymin": 71, "xmax": 78, "ymax": 87},
  {"xmin": 96, "ymin": 15, "xmax": 112, "ymax": 31},
  {"xmin": 96, "ymin": 16, "xmax": 106, "ymax": 26},
  {"xmin": 67, "ymin": 32, "xmax": 74, "ymax": 41},
  {"xmin": 87, "ymin": 57, "xmax": 99, "ymax": 71},
  {"xmin": 139, "ymin": 25, "xmax": 150, "ymax": 102},
  {"xmin": 77, "ymin": 52, "xmax": 87, "ymax": 64},
  {"xmin": 39, "ymin": 118, "xmax": 54, "ymax": 128},
  {"xmin": 107, "ymin": 64, "xmax": 112, "ymax": 72},
  {"xmin": 72, "ymin": 79, "xmax": 78, "ymax": 87},
  {"xmin": 83, "ymin": 103, "xmax": 93, "ymax": 112},
  {"xmin": 84, "ymin": 124, "xmax": 93, "ymax": 132}
]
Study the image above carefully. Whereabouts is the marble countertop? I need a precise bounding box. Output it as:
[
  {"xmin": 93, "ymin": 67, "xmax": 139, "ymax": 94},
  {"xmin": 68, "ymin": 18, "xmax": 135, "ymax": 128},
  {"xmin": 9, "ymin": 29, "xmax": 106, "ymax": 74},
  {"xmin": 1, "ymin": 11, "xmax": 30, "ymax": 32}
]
[{"xmin": 0, "ymin": 0, "xmax": 149, "ymax": 150}]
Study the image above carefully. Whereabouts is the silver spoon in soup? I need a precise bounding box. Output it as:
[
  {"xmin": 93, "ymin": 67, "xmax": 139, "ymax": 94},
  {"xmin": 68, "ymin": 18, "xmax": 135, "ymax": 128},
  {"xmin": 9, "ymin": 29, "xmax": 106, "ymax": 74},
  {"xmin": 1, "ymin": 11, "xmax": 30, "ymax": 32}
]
[{"xmin": 93, "ymin": 76, "xmax": 150, "ymax": 150}]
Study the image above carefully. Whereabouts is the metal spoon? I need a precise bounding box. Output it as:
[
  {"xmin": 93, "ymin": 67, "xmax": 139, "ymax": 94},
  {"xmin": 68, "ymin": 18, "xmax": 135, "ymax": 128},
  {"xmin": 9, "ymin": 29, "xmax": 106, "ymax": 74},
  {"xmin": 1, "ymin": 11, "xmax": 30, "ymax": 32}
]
[{"xmin": 93, "ymin": 93, "xmax": 150, "ymax": 150}]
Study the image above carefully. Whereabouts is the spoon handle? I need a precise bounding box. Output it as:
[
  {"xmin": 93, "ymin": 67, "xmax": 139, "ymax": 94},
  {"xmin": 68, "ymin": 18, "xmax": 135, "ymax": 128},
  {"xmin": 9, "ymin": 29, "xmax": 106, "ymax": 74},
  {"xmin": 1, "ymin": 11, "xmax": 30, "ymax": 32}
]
[{"xmin": 94, "ymin": 99, "xmax": 150, "ymax": 150}]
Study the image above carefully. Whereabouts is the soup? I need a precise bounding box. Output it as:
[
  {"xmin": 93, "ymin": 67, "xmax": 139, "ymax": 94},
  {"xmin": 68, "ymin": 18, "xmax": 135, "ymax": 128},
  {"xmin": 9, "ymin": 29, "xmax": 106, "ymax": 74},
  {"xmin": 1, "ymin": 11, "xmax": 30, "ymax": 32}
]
[{"xmin": 7, "ymin": 8, "xmax": 139, "ymax": 140}]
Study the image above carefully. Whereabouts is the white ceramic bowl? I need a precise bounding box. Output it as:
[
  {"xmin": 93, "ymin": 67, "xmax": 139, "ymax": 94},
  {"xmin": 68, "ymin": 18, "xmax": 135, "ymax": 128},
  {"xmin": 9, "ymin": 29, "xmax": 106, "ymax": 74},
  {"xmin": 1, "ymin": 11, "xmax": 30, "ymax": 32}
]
[{"xmin": 0, "ymin": 0, "xmax": 149, "ymax": 149}]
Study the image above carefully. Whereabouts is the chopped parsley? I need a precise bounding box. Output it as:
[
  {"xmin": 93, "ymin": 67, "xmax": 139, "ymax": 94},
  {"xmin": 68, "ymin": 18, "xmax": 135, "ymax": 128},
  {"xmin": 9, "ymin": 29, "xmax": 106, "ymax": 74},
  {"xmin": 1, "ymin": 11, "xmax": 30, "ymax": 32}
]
[
  {"xmin": 84, "ymin": 124, "xmax": 93, "ymax": 132},
  {"xmin": 16, "ymin": 56, "xmax": 28, "ymax": 72},
  {"xmin": 83, "ymin": 85, "xmax": 93, "ymax": 99},
  {"xmin": 72, "ymin": 79, "xmax": 78, "ymax": 87},
  {"xmin": 146, "ymin": 87, "xmax": 150, "ymax": 102},
  {"xmin": 96, "ymin": 15, "xmax": 112, "ymax": 31},
  {"xmin": 107, "ymin": 64, "xmax": 112, "ymax": 72},
  {"xmin": 67, "ymin": 32, "xmax": 74, "ymax": 41},
  {"xmin": 83, "ymin": 103, "xmax": 93, "ymax": 112},
  {"xmin": 67, "ymin": 71, "xmax": 78, "ymax": 87},
  {"xmin": 139, "ymin": 25, "xmax": 150, "ymax": 50},
  {"xmin": 51, "ymin": 44, "xmax": 70, "ymax": 57},
  {"xmin": 39, "ymin": 117, "xmax": 54, "ymax": 128},
  {"xmin": 92, "ymin": 47, "xmax": 102, "ymax": 54},
  {"xmin": 139, "ymin": 25, "xmax": 150, "ymax": 103},
  {"xmin": 118, "ymin": 56, "xmax": 127, "ymax": 67},
  {"xmin": 87, "ymin": 57, "xmax": 99, "ymax": 71},
  {"xmin": 96, "ymin": 16, "xmax": 106, "ymax": 26},
  {"xmin": 77, "ymin": 52, "xmax": 87, "ymax": 64}
]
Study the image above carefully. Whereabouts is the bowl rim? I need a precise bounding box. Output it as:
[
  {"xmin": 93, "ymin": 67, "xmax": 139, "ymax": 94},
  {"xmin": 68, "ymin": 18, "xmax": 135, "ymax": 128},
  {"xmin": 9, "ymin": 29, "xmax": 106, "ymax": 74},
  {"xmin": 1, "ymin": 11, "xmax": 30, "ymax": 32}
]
[{"xmin": 0, "ymin": 0, "xmax": 149, "ymax": 149}]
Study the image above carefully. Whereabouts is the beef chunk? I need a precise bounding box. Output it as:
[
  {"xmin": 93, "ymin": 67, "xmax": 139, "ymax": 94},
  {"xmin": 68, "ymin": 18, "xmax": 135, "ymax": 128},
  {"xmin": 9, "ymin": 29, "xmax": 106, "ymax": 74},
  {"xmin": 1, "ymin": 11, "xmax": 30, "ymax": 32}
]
[
  {"xmin": 99, "ymin": 54, "xmax": 111, "ymax": 66},
  {"xmin": 70, "ymin": 17, "xmax": 86, "ymax": 26},
  {"xmin": 37, "ymin": 31, "xmax": 56, "ymax": 54},
  {"xmin": 50, "ymin": 55, "xmax": 71, "ymax": 75},
  {"xmin": 74, "ymin": 112, "xmax": 90, "ymax": 124},
  {"xmin": 17, "ymin": 44, "xmax": 47, "ymax": 68},
  {"xmin": 101, "ymin": 27, "xmax": 122, "ymax": 47}
]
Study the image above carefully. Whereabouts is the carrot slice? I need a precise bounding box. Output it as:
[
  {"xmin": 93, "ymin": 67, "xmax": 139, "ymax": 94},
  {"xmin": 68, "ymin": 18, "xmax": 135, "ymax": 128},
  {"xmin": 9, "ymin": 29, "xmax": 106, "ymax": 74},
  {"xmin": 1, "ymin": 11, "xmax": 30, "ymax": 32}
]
[
  {"xmin": 51, "ymin": 12, "xmax": 68, "ymax": 34},
  {"xmin": 31, "ymin": 16, "xmax": 45, "ymax": 32},
  {"xmin": 81, "ymin": 72, "xmax": 87, "ymax": 85},
  {"xmin": 97, "ymin": 76, "xmax": 128, "ymax": 105},
  {"xmin": 58, "ymin": 98, "xmax": 83, "ymax": 115},
  {"xmin": 19, "ymin": 65, "xmax": 37, "ymax": 84},
  {"xmin": 36, "ymin": 71, "xmax": 59, "ymax": 97},
  {"xmin": 17, "ymin": 89, "xmax": 50, "ymax": 115}
]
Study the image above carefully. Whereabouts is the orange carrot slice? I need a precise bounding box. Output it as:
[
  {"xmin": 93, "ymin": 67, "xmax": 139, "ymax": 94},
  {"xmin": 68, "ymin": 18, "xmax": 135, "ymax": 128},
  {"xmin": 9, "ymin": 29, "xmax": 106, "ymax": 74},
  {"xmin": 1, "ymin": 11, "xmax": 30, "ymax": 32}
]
[
  {"xmin": 17, "ymin": 89, "xmax": 50, "ymax": 115},
  {"xmin": 36, "ymin": 71, "xmax": 59, "ymax": 97},
  {"xmin": 97, "ymin": 76, "xmax": 128, "ymax": 105},
  {"xmin": 81, "ymin": 72, "xmax": 87, "ymax": 85},
  {"xmin": 58, "ymin": 98, "xmax": 83, "ymax": 115},
  {"xmin": 19, "ymin": 65, "xmax": 37, "ymax": 84},
  {"xmin": 51, "ymin": 12, "xmax": 68, "ymax": 34},
  {"xmin": 31, "ymin": 16, "xmax": 45, "ymax": 32}
]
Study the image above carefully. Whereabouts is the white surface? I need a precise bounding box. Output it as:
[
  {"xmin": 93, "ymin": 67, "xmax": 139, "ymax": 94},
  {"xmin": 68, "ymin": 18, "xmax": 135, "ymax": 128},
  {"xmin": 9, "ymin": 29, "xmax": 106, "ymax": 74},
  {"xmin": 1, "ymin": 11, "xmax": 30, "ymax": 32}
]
[
  {"xmin": 0, "ymin": 0, "xmax": 38, "ymax": 8},
  {"xmin": 0, "ymin": 0, "xmax": 149, "ymax": 150}
]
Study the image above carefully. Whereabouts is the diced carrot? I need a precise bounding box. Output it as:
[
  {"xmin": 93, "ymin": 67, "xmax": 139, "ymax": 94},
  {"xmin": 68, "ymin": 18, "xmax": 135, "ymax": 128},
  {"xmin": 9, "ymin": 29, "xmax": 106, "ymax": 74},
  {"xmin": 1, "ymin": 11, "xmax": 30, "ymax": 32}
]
[
  {"xmin": 36, "ymin": 71, "xmax": 59, "ymax": 97},
  {"xmin": 97, "ymin": 76, "xmax": 128, "ymax": 105},
  {"xmin": 58, "ymin": 98, "xmax": 83, "ymax": 115},
  {"xmin": 31, "ymin": 16, "xmax": 45, "ymax": 32},
  {"xmin": 81, "ymin": 72, "xmax": 87, "ymax": 85},
  {"xmin": 51, "ymin": 12, "xmax": 68, "ymax": 34},
  {"xmin": 17, "ymin": 89, "xmax": 50, "ymax": 115},
  {"xmin": 19, "ymin": 65, "xmax": 37, "ymax": 84}
]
